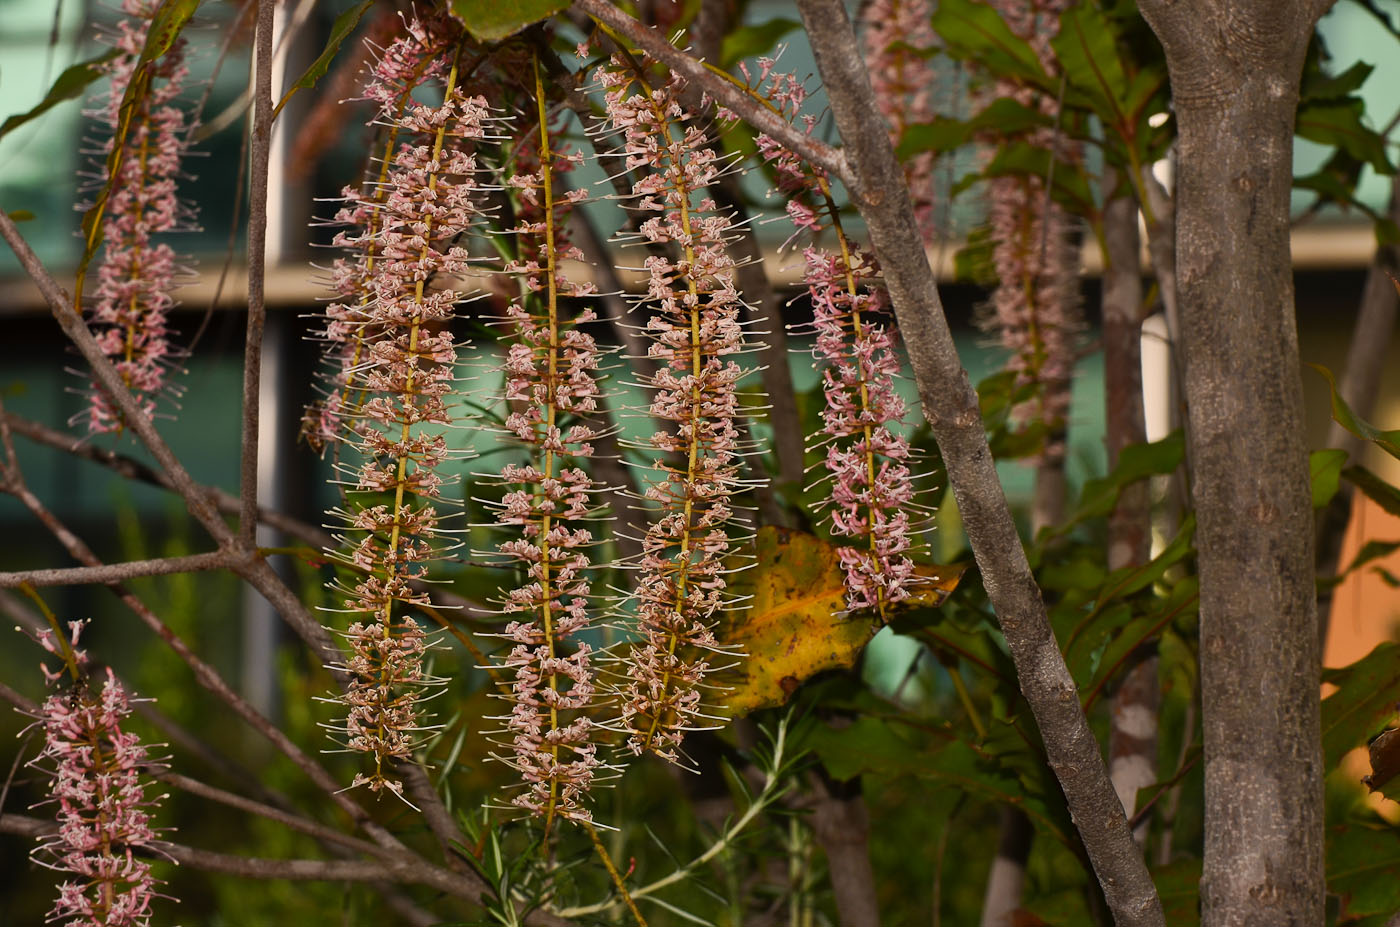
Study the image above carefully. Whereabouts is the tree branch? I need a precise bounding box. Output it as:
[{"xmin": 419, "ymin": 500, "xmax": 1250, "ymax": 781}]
[
  {"xmin": 239, "ymin": 0, "xmax": 275, "ymax": 548},
  {"xmin": 0, "ymin": 552, "xmax": 230, "ymax": 589},
  {"xmin": 0, "ymin": 411, "xmax": 334, "ymax": 550},
  {"xmin": 0, "ymin": 813, "xmax": 465, "ymax": 898},
  {"xmin": 791, "ymin": 2, "xmax": 1164, "ymax": 924},
  {"xmin": 571, "ymin": 0, "xmax": 853, "ymax": 190},
  {"xmin": 0, "ymin": 209, "xmax": 231, "ymax": 549}
]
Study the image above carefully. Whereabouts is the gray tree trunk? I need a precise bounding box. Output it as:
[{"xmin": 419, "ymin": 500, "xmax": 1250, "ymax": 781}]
[
  {"xmin": 1136, "ymin": 3, "xmax": 1330, "ymax": 924},
  {"xmin": 1102, "ymin": 183, "xmax": 1158, "ymax": 845}
]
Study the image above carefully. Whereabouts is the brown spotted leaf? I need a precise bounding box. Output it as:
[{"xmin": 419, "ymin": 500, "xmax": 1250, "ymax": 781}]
[
  {"xmin": 1364, "ymin": 726, "xmax": 1400, "ymax": 800},
  {"xmin": 714, "ymin": 526, "xmax": 961, "ymax": 716}
]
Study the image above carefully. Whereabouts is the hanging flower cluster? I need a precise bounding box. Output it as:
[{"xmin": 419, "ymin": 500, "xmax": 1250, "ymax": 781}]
[
  {"xmin": 747, "ymin": 60, "xmax": 924, "ymax": 617},
  {"xmin": 318, "ymin": 16, "xmax": 491, "ymax": 798},
  {"xmin": 302, "ymin": 15, "xmax": 460, "ymax": 452},
  {"xmin": 28, "ymin": 621, "xmax": 168, "ymax": 927},
  {"xmin": 83, "ymin": 0, "xmax": 194, "ymax": 434},
  {"xmin": 485, "ymin": 67, "xmax": 605, "ymax": 826},
  {"xmin": 983, "ymin": 0, "xmax": 1082, "ymax": 454},
  {"xmin": 594, "ymin": 53, "xmax": 754, "ymax": 764},
  {"xmin": 860, "ymin": 0, "xmax": 939, "ymax": 241}
]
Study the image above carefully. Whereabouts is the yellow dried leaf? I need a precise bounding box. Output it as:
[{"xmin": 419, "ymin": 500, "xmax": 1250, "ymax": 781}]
[{"xmin": 714, "ymin": 527, "xmax": 961, "ymax": 716}]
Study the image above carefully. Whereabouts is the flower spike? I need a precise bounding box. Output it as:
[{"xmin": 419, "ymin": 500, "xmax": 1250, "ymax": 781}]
[
  {"xmin": 314, "ymin": 14, "xmax": 495, "ymax": 797},
  {"xmin": 81, "ymin": 0, "xmax": 197, "ymax": 435},
  {"xmin": 483, "ymin": 55, "xmax": 605, "ymax": 829},
  {"xmin": 592, "ymin": 50, "xmax": 761, "ymax": 764},
  {"xmin": 27, "ymin": 620, "xmax": 170, "ymax": 927}
]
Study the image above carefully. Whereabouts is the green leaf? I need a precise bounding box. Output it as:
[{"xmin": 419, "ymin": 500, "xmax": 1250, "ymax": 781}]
[
  {"xmin": 275, "ymin": 0, "xmax": 374, "ymax": 118},
  {"xmin": 0, "ymin": 49, "xmax": 120, "ymax": 142},
  {"xmin": 1153, "ymin": 859, "xmax": 1202, "ymax": 927},
  {"xmin": 1309, "ymin": 364, "xmax": 1400, "ymax": 461},
  {"xmin": 897, "ymin": 98, "xmax": 1050, "ymax": 159},
  {"xmin": 1327, "ymin": 823, "xmax": 1400, "ymax": 918},
  {"xmin": 1321, "ymin": 642, "xmax": 1400, "ymax": 769},
  {"xmin": 1296, "ymin": 99, "xmax": 1395, "ymax": 175},
  {"xmin": 806, "ymin": 720, "xmax": 1073, "ymax": 845},
  {"xmin": 1082, "ymin": 577, "xmax": 1198, "ymax": 707},
  {"xmin": 8, "ymin": 210, "xmax": 35, "ymax": 222},
  {"xmin": 719, "ymin": 17, "xmax": 800, "ymax": 67},
  {"xmin": 1311, "ymin": 448, "xmax": 1349, "ymax": 509},
  {"xmin": 1301, "ymin": 60, "xmax": 1374, "ymax": 102},
  {"xmin": 140, "ymin": 0, "xmax": 200, "ymax": 65},
  {"xmin": 1074, "ymin": 431, "xmax": 1186, "ymax": 521},
  {"xmin": 930, "ymin": 0, "xmax": 1050, "ymax": 89},
  {"xmin": 1344, "ymin": 465, "xmax": 1400, "ymax": 518},
  {"xmin": 1050, "ymin": 2, "xmax": 1128, "ymax": 129},
  {"xmin": 980, "ymin": 141, "xmax": 1099, "ymax": 215},
  {"xmin": 448, "ymin": 0, "xmax": 568, "ymax": 42}
]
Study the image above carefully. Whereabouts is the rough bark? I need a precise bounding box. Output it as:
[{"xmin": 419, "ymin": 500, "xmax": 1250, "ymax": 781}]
[
  {"xmin": 1135, "ymin": 3, "xmax": 1330, "ymax": 924},
  {"xmin": 794, "ymin": 2, "xmax": 1164, "ymax": 923}
]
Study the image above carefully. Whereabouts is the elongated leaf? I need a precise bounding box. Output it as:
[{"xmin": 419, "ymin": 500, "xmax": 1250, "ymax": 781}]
[
  {"xmin": 0, "ymin": 49, "xmax": 121, "ymax": 142},
  {"xmin": 1301, "ymin": 60, "xmax": 1374, "ymax": 102},
  {"xmin": 1322, "ymin": 642, "xmax": 1400, "ymax": 769},
  {"xmin": 1297, "ymin": 98, "xmax": 1395, "ymax": 175},
  {"xmin": 931, "ymin": 0, "xmax": 1050, "ymax": 89},
  {"xmin": 1153, "ymin": 859, "xmax": 1202, "ymax": 927},
  {"xmin": 714, "ymin": 527, "xmax": 961, "ymax": 715},
  {"xmin": 1310, "ymin": 364, "xmax": 1400, "ymax": 461},
  {"xmin": 1344, "ymin": 465, "xmax": 1400, "ymax": 518},
  {"xmin": 1311, "ymin": 448, "xmax": 1349, "ymax": 509},
  {"xmin": 719, "ymin": 17, "xmax": 800, "ymax": 67},
  {"xmin": 275, "ymin": 0, "xmax": 374, "ymax": 117},
  {"xmin": 975, "ymin": 141, "xmax": 1099, "ymax": 215},
  {"xmin": 805, "ymin": 719, "xmax": 1071, "ymax": 844},
  {"xmin": 449, "ymin": 0, "xmax": 568, "ymax": 42},
  {"xmin": 1073, "ymin": 431, "xmax": 1185, "ymax": 521},
  {"xmin": 1050, "ymin": 2, "xmax": 1128, "ymax": 129},
  {"xmin": 140, "ymin": 0, "xmax": 199, "ymax": 64},
  {"xmin": 1083, "ymin": 578, "xmax": 1197, "ymax": 707},
  {"xmin": 1327, "ymin": 823, "xmax": 1400, "ymax": 918},
  {"xmin": 897, "ymin": 98, "xmax": 1050, "ymax": 158}
]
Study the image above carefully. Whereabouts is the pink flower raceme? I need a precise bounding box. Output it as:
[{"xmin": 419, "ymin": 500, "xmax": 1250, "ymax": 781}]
[
  {"xmin": 745, "ymin": 60, "xmax": 927, "ymax": 617},
  {"xmin": 593, "ymin": 53, "xmax": 756, "ymax": 763},
  {"xmin": 982, "ymin": 0, "xmax": 1082, "ymax": 456},
  {"xmin": 861, "ymin": 0, "xmax": 939, "ymax": 240},
  {"xmin": 805, "ymin": 248, "xmax": 920, "ymax": 614},
  {"xmin": 302, "ymin": 14, "xmax": 460, "ymax": 453},
  {"xmin": 318, "ymin": 20, "xmax": 491, "ymax": 798},
  {"xmin": 82, "ymin": 0, "xmax": 194, "ymax": 434},
  {"xmin": 27, "ymin": 621, "xmax": 168, "ymax": 927},
  {"xmin": 485, "ymin": 87, "xmax": 604, "ymax": 826}
]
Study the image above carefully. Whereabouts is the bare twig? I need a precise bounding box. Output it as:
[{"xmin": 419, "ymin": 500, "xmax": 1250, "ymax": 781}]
[
  {"xmin": 0, "ymin": 210, "xmax": 232, "ymax": 545},
  {"xmin": 0, "ymin": 813, "xmax": 469, "ymax": 898},
  {"xmin": 0, "ymin": 552, "xmax": 230, "ymax": 589},
  {"xmin": 0, "ymin": 411, "xmax": 334, "ymax": 550},
  {"xmin": 572, "ymin": 0, "xmax": 852, "ymax": 190},
  {"xmin": 791, "ymin": 2, "xmax": 1164, "ymax": 924},
  {"xmin": 239, "ymin": 0, "xmax": 275, "ymax": 548},
  {"xmin": 152, "ymin": 770, "xmax": 389, "ymax": 860}
]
